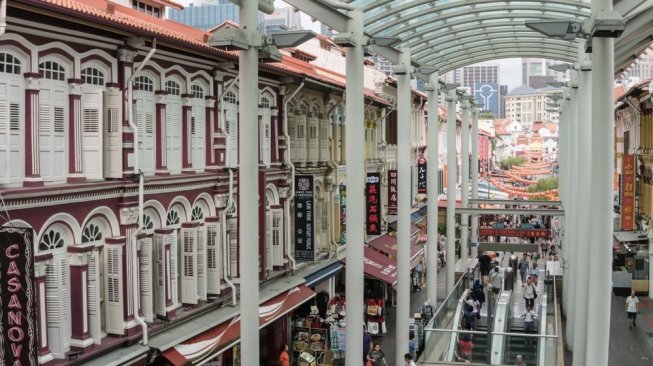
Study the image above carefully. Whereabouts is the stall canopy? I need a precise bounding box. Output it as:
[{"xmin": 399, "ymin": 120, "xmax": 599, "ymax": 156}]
[
  {"xmin": 304, "ymin": 262, "xmax": 343, "ymax": 287},
  {"xmin": 162, "ymin": 285, "xmax": 315, "ymax": 365},
  {"xmin": 342, "ymin": 247, "xmax": 398, "ymax": 286},
  {"xmin": 368, "ymin": 234, "xmax": 424, "ymax": 263},
  {"xmin": 388, "ymin": 222, "xmax": 420, "ymax": 236}
]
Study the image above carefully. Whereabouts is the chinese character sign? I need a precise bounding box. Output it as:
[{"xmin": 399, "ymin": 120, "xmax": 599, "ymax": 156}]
[
  {"xmin": 339, "ymin": 184, "xmax": 347, "ymax": 244},
  {"xmin": 295, "ymin": 175, "xmax": 315, "ymax": 261},
  {"xmin": 366, "ymin": 173, "xmax": 382, "ymax": 235},
  {"xmin": 0, "ymin": 227, "xmax": 37, "ymax": 366},
  {"xmin": 418, "ymin": 157, "xmax": 427, "ymax": 194},
  {"xmin": 388, "ymin": 170, "xmax": 398, "ymax": 215},
  {"xmin": 621, "ymin": 155, "xmax": 636, "ymax": 231}
]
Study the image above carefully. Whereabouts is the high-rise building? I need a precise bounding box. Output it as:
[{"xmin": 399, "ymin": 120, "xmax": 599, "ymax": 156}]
[
  {"xmin": 263, "ymin": 7, "xmax": 302, "ymax": 34},
  {"xmin": 168, "ymin": 0, "xmax": 264, "ymax": 31},
  {"xmin": 504, "ymin": 85, "xmax": 561, "ymax": 128},
  {"xmin": 442, "ymin": 63, "xmax": 499, "ymax": 90},
  {"xmin": 521, "ymin": 58, "xmax": 568, "ymax": 87},
  {"xmin": 499, "ymin": 85, "xmax": 508, "ymax": 118}
]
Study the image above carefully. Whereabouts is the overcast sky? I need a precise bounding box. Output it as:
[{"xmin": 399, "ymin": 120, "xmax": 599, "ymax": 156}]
[{"xmin": 178, "ymin": 0, "xmax": 525, "ymax": 90}]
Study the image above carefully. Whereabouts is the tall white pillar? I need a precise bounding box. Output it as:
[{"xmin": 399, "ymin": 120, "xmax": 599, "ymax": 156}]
[
  {"xmin": 446, "ymin": 89, "xmax": 458, "ymax": 292},
  {"xmin": 238, "ymin": 1, "xmax": 260, "ymax": 364},
  {"xmin": 396, "ymin": 47, "xmax": 412, "ymax": 366},
  {"xmin": 565, "ymin": 76, "xmax": 579, "ymax": 351},
  {"xmin": 426, "ymin": 72, "xmax": 440, "ymax": 308},
  {"xmin": 460, "ymin": 96, "xmax": 470, "ymax": 268},
  {"xmin": 344, "ymin": 9, "xmax": 365, "ymax": 366},
  {"xmin": 585, "ymin": 2, "xmax": 616, "ymax": 362},
  {"xmin": 559, "ymin": 98, "xmax": 570, "ymax": 318},
  {"xmin": 572, "ymin": 40, "xmax": 592, "ymax": 366},
  {"xmin": 470, "ymin": 106, "xmax": 479, "ymax": 259}
]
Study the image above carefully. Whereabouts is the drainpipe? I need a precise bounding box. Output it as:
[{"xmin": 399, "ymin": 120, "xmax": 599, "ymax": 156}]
[
  {"xmin": 221, "ymin": 168, "xmax": 237, "ymax": 306},
  {"xmin": 283, "ymin": 81, "xmax": 305, "ymax": 271},
  {"xmin": 327, "ymin": 96, "xmax": 344, "ymax": 255},
  {"xmin": 126, "ymin": 38, "xmax": 157, "ymax": 345},
  {"xmin": 0, "ymin": 0, "xmax": 6, "ymax": 37}
]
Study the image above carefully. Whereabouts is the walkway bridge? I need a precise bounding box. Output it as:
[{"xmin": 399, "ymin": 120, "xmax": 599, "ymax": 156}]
[{"xmin": 421, "ymin": 256, "xmax": 559, "ymax": 365}]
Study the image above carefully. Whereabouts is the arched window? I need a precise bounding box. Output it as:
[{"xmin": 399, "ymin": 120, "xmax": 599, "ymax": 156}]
[
  {"xmin": 191, "ymin": 206, "xmax": 204, "ymax": 221},
  {"xmin": 191, "ymin": 84, "xmax": 204, "ymax": 98},
  {"xmin": 261, "ymin": 97, "xmax": 270, "ymax": 108},
  {"xmin": 0, "ymin": 52, "xmax": 21, "ymax": 74},
  {"xmin": 142, "ymin": 213, "xmax": 154, "ymax": 231},
  {"xmin": 39, "ymin": 61, "xmax": 66, "ymax": 81},
  {"xmin": 165, "ymin": 80, "xmax": 181, "ymax": 96},
  {"xmin": 82, "ymin": 223, "xmax": 103, "ymax": 243},
  {"xmin": 224, "ymin": 91, "xmax": 237, "ymax": 104},
  {"xmin": 81, "ymin": 67, "xmax": 105, "ymax": 86},
  {"xmin": 260, "ymin": 96, "xmax": 272, "ymax": 165},
  {"xmin": 135, "ymin": 76, "xmax": 154, "ymax": 92},
  {"xmin": 40, "ymin": 229, "xmax": 65, "ymax": 251},
  {"xmin": 166, "ymin": 209, "xmax": 181, "ymax": 227}
]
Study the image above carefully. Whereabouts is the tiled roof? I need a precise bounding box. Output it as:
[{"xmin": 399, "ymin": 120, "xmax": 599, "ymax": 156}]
[
  {"xmin": 493, "ymin": 119, "xmax": 511, "ymax": 135},
  {"xmin": 152, "ymin": 0, "xmax": 184, "ymax": 10}
]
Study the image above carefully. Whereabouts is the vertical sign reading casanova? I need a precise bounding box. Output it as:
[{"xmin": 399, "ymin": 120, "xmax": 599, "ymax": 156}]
[
  {"xmin": 295, "ymin": 175, "xmax": 315, "ymax": 260},
  {"xmin": 0, "ymin": 227, "xmax": 37, "ymax": 366}
]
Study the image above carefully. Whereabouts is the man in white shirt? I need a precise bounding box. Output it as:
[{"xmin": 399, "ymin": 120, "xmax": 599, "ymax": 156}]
[
  {"xmin": 626, "ymin": 290, "xmax": 639, "ymax": 329},
  {"xmin": 521, "ymin": 305, "xmax": 537, "ymax": 347},
  {"xmin": 404, "ymin": 353, "xmax": 417, "ymax": 366},
  {"xmin": 490, "ymin": 266, "xmax": 503, "ymax": 302}
]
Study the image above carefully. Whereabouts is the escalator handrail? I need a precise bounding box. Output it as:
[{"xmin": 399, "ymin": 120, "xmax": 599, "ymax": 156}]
[
  {"xmin": 445, "ymin": 288, "xmax": 471, "ymax": 362},
  {"xmin": 537, "ymin": 292, "xmax": 548, "ymax": 366},
  {"xmin": 490, "ymin": 289, "xmax": 513, "ymax": 365}
]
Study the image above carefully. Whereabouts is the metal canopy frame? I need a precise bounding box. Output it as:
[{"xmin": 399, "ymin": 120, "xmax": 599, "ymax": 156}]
[
  {"xmin": 469, "ymin": 199, "xmax": 563, "ymax": 206},
  {"xmin": 284, "ymin": 0, "xmax": 653, "ymax": 78},
  {"xmin": 456, "ymin": 208, "xmax": 565, "ymax": 216}
]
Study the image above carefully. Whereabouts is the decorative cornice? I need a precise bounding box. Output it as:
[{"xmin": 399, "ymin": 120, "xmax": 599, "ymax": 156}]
[
  {"xmin": 120, "ymin": 206, "xmax": 139, "ymax": 226},
  {"xmin": 118, "ymin": 48, "xmax": 137, "ymax": 63}
]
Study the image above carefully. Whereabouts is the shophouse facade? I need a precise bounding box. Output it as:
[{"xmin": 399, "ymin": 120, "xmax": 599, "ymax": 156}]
[{"xmin": 0, "ymin": 1, "xmax": 431, "ymax": 365}]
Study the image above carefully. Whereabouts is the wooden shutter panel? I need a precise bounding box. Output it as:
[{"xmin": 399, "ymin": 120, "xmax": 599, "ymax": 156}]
[
  {"xmin": 87, "ymin": 250, "xmax": 101, "ymax": 343},
  {"xmin": 139, "ymin": 237, "xmax": 154, "ymax": 322},
  {"xmin": 196, "ymin": 224, "xmax": 207, "ymax": 301},
  {"xmin": 180, "ymin": 228, "xmax": 198, "ymax": 304},
  {"xmin": 288, "ymin": 115, "xmax": 296, "ymax": 160},
  {"xmin": 154, "ymin": 234, "xmax": 166, "ymax": 317},
  {"xmin": 206, "ymin": 222, "xmax": 221, "ymax": 295},
  {"xmin": 105, "ymin": 245, "xmax": 124, "ymax": 335},
  {"xmin": 266, "ymin": 212, "xmax": 273, "ymax": 272},
  {"xmin": 167, "ymin": 232, "xmax": 179, "ymax": 307},
  {"xmin": 82, "ymin": 91, "xmax": 103, "ymax": 180},
  {"xmin": 104, "ymin": 90, "xmax": 122, "ymax": 178}
]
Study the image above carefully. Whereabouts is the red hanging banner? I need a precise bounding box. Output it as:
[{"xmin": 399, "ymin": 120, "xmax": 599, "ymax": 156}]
[{"xmin": 621, "ymin": 154, "xmax": 636, "ymax": 231}]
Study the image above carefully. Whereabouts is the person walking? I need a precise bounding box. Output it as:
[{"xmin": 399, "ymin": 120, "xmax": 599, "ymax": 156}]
[
  {"xmin": 514, "ymin": 354, "xmax": 527, "ymax": 365},
  {"xmin": 529, "ymin": 263, "xmax": 541, "ymax": 285},
  {"xmin": 363, "ymin": 326, "xmax": 373, "ymax": 364},
  {"xmin": 367, "ymin": 343, "xmax": 388, "ymax": 366},
  {"xmin": 626, "ymin": 290, "xmax": 640, "ymax": 329},
  {"xmin": 478, "ymin": 251, "xmax": 492, "ymax": 282},
  {"xmin": 521, "ymin": 305, "xmax": 537, "ymax": 347},
  {"xmin": 279, "ymin": 344, "xmax": 290, "ymax": 366},
  {"xmin": 523, "ymin": 277, "xmax": 537, "ymax": 309},
  {"xmin": 404, "ymin": 353, "xmax": 417, "ymax": 366},
  {"xmin": 490, "ymin": 266, "xmax": 503, "ymax": 302},
  {"xmin": 408, "ymin": 331, "xmax": 418, "ymax": 360},
  {"xmin": 518, "ymin": 254, "xmax": 529, "ymax": 285}
]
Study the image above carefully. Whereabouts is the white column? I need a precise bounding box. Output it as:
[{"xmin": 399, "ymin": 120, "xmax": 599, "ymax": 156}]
[
  {"xmin": 446, "ymin": 89, "xmax": 458, "ymax": 292},
  {"xmin": 585, "ymin": 1, "xmax": 615, "ymax": 362},
  {"xmin": 565, "ymin": 77, "xmax": 579, "ymax": 351},
  {"xmin": 426, "ymin": 72, "xmax": 440, "ymax": 308},
  {"xmin": 572, "ymin": 40, "xmax": 592, "ymax": 366},
  {"xmin": 559, "ymin": 98, "xmax": 570, "ymax": 318},
  {"xmin": 470, "ymin": 107, "xmax": 479, "ymax": 259},
  {"xmin": 344, "ymin": 9, "xmax": 365, "ymax": 366},
  {"xmin": 396, "ymin": 47, "xmax": 413, "ymax": 366},
  {"xmin": 460, "ymin": 96, "xmax": 470, "ymax": 268},
  {"xmin": 238, "ymin": 1, "xmax": 260, "ymax": 364}
]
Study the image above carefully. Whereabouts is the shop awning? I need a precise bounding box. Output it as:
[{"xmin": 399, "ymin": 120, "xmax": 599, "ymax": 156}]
[
  {"xmin": 342, "ymin": 247, "xmax": 397, "ymax": 286},
  {"xmin": 388, "ymin": 222, "xmax": 420, "ymax": 236},
  {"xmin": 304, "ymin": 262, "xmax": 343, "ymax": 287},
  {"xmin": 162, "ymin": 285, "xmax": 315, "ymax": 365},
  {"xmin": 368, "ymin": 234, "xmax": 424, "ymax": 262}
]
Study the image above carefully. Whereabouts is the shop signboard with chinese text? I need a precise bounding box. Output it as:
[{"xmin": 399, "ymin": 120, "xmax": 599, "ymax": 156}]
[
  {"xmin": 0, "ymin": 227, "xmax": 37, "ymax": 366},
  {"xmin": 621, "ymin": 155, "xmax": 635, "ymax": 231},
  {"xmin": 388, "ymin": 170, "xmax": 398, "ymax": 215},
  {"xmin": 418, "ymin": 157, "xmax": 427, "ymax": 194},
  {"xmin": 479, "ymin": 228, "xmax": 551, "ymax": 238},
  {"xmin": 295, "ymin": 175, "xmax": 315, "ymax": 260},
  {"xmin": 366, "ymin": 173, "xmax": 381, "ymax": 235},
  {"xmin": 339, "ymin": 184, "xmax": 346, "ymax": 244}
]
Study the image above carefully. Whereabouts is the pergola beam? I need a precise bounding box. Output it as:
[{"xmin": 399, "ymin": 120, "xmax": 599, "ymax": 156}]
[
  {"xmin": 456, "ymin": 208, "xmax": 565, "ymax": 216},
  {"xmin": 469, "ymin": 199, "xmax": 563, "ymax": 206}
]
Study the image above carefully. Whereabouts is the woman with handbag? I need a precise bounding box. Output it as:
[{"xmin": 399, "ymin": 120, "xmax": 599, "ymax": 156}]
[
  {"xmin": 523, "ymin": 277, "xmax": 537, "ymax": 309},
  {"xmin": 367, "ymin": 343, "xmax": 388, "ymax": 366}
]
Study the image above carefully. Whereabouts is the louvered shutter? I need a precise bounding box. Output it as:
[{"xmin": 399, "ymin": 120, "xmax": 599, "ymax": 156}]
[
  {"xmin": 308, "ymin": 114, "xmax": 318, "ymax": 162},
  {"xmin": 105, "ymin": 245, "xmax": 124, "ymax": 335},
  {"xmin": 45, "ymin": 257, "xmax": 68, "ymax": 356},
  {"xmin": 272, "ymin": 210, "xmax": 283, "ymax": 266},
  {"xmin": 226, "ymin": 104, "xmax": 238, "ymax": 167},
  {"xmin": 166, "ymin": 98, "xmax": 182, "ymax": 173},
  {"xmin": 319, "ymin": 119, "xmax": 329, "ymax": 163},
  {"xmin": 180, "ymin": 227, "xmax": 198, "ymax": 304},
  {"xmin": 87, "ymin": 250, "xmax": 101, "ymax": 343},
  {"xmin": 206, "ymin": 222, "xmax": 221, "ymax": 294},
  {"xmin": 196, "ymin": 224, "xmax": 207, "ymax": 301},
  {"xmin": 288, "ymin": 114, "xmax": 297, "ymax": 161},
  {"xmin": 135, "ymin": 92, "xmax": 155, "ymax": 174},
  {"xmin": 82, "ymin": 90, "xmax": 103, "ymax": 180},
  {"xmin": 260, "ymin": 109, "xmax": 271, "ymax": 166},
  {"xmin": 228, "ymin": 219, "xmax": 238, "ymax": 277},
  {"xmin": 265, "ymin": 212, "xmax": 273, "ymax": 272},
  {"xmin": 191, "ymin": 102, "xmax": 205, "ymax": 171},
  {"xmin": 139, "ymin": 237, "xmax": 154, "ymax": 322},
  {"xmin": 167, "ymin": 232, "xmax": 179, "ymax": 307},
  {"xmin": 297, "ymin": 114, "xmax": 307, "ymax": 163},
  {"xmin": 154, "ymin": 234, "xmax": 166, "ymax": 317},
  {"xmin": 0, "ymin": 78, "xmax": 22, "ymax": 184},
  {"xmin": 104, "ymin": 90, "xmax": 122, "ymax": 178}
]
